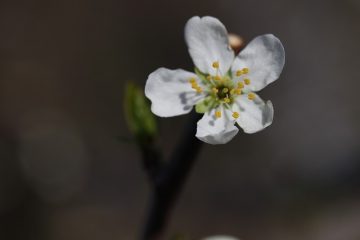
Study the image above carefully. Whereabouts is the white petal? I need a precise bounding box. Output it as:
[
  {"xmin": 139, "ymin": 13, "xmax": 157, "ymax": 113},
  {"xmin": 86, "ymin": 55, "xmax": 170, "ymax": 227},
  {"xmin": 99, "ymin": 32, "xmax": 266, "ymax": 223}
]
[
  {"xmin": 203, "ymin": 236, "xmax": 240, "ymax": 240},
  {"xmin": 234, "ymin": 94, "xmax": 274, "ymax": 133},
  {"xmin": 185, "ymin": 16, "xmax": 235, "ymax": 76},
  {"xmin": 145, "ymin": 68, "xmax": 205, "ymax": 117},
  {"xmin": 195, "ymin": 107, "xmax": 238, "ymax": 144},
  {"xmin": 232, "ymin": 34, "xmax": 285, "ymax": 91}
]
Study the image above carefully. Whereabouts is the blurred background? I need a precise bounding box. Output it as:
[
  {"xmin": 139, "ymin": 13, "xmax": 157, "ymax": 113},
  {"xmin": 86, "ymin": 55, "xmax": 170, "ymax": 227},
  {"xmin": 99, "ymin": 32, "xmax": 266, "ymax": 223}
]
[{"xmin": 0, "ymin": 0, "xmax": 360, "ymax": 239}]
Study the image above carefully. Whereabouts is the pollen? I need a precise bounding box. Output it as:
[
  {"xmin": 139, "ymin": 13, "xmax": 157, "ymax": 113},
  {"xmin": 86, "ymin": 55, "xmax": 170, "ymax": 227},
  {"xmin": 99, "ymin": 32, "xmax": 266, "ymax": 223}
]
[
  {"xmin": 215, "ymin": 111, "xmax": 222, "ymax": 118},
  {"xmin": 232, "ymin": 112, "xmax": 240, "ymax": 119},
  {"xmin": 237, "ymin": 82, "xmax": 244, "ymax": 89},
  {"xmin": 189, "ymin": 77, "xmax": 196, "ymax": 84},
  {"xmin": 212, "ymin": 61, "xmax": 219, "ymax": 69},
  {"xmin": 223, "ymin": 97, "xmax": 231, "ymax": 103},
  {"xmin": 248, "ymin": 92, "xmax": 256, "ymax": 100},
  {"xmin": 190, "ymin": 80, "xmax": 202, "ymax": 93},
  {"xmin": 212, "ymin": 87, "xmax": 219, "ymax": 93},
  {"xmin": 236, "ymin": 70, "xmax": 243, "ymax": 77},
  {"xmin": 242, "ymin": 67, "xmax": 249, "ymax": 74},
  {"xmin": 214, "ymin": 75, "xmax": 222, "ymax": 81},
  {"xmin": 234, "ymin": 88, "xmax": 242, "ymax": 95},
  {"xmin": 244, "ymin": 78, "xmax": 251, "ymax": 85}
]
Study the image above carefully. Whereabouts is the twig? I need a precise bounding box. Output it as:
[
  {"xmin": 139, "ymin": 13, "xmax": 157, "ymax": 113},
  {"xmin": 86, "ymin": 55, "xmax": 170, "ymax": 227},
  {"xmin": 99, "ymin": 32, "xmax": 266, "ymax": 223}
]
[
  {"xmin": 139, "ymin": 137, "xmax": 162, "ymax": 183},
  {"xmin": 140, "ymin": 111, "xmax": 203, "ymax": 240}
]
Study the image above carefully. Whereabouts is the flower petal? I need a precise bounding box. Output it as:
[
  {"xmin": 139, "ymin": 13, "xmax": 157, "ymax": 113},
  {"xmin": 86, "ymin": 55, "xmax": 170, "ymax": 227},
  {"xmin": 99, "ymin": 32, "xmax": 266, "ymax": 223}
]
[
  {"xmin": 195, "ymin": 107, "xmax": 238, "ymax": 144},
  {"xmin": 232, "ymin": 34, "xmax": 285, "ymax": 91},
  {"xmin": 145, "ymin": 68, "xmax": 204, "ymax": 117},
  {"xmin": 185, "ymin": 16, "xmax": 235, "ymax": 76},
  {"xmin": 233, "ymin": 93, "xmax": 274, "ymax": 133}
]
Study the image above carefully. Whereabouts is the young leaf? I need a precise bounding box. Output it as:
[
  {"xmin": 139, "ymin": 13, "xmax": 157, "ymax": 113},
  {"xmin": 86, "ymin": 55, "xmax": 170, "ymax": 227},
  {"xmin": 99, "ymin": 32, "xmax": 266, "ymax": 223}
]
[{"xmin": 124, "ymin": 82, "xmax": 157, "ymax": 139}]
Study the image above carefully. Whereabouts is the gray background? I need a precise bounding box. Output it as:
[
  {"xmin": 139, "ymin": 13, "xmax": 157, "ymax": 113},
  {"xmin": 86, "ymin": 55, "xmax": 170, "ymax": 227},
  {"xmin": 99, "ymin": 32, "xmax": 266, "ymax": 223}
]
[{"xmin": 0, "ymin": 0, "xmax": 360, "ymax": 239}]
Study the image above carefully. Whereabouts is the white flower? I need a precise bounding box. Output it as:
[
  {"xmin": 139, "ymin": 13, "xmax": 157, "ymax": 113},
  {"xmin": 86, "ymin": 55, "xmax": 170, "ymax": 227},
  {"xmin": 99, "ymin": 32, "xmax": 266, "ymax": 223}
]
[{"xmin": 145, "ymin": 16, "xmax": 285, "ymax": 144}]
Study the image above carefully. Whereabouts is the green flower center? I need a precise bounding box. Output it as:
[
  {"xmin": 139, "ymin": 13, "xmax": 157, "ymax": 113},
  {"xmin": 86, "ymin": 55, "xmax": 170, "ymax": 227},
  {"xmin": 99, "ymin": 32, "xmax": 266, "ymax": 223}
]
[{"xmin": 190, "ymin": 62, "xmax": 255, "ymax": 119}]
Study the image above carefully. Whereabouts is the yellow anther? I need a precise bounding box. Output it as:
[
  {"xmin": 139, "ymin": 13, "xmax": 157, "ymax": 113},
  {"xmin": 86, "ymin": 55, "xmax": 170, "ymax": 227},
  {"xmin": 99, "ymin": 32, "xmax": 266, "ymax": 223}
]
[
  {"xmin": 236, "ymin": 70, "xmax": 243, "ymax": 77},
  {"xmin": 206, "ymin": 75, "xmax": 212, "ymax": 81},
  {"xmin": 195, "ymin": 87, "xmax": 203, "ymax": 93},
  {"xmin": 230, "ymin": 89, "xmax": 235, "ymax": 95},
  {"xmin": 248, "ymin": 92, "xmax": 256, "ymax": 100},
  {"xmin": 222, "ymin": 88, "xmax": 229, "ymax": 93},
  {"xmin": 212, "ymin": 87, "xmax": 219, "ymax": 93},
  {"xmin": 189, "ymin": 78, "xmax": 196, "ymax": 84},
  {"xmin": 237, "ymin": 82, "xmax": 244, "ymax": 89},
  {"xmin": 214, "ymin": 75, "xmax": 222, "ymax": 81},
  {"xmin": 191, "ymin": 83, "xmax": 198, "ymax": 88},
  {"xmin": 232, "ymin": 112, "xmax": 240, "ymax": 119},
  {"xmin": 234, "ymin": 88, "xmax": 242, "ymax": 95},
  {"xmin": 223, "ymin": 97, "xmax": 231, "ymax": 103},
  {"xmin": 244, "ymin": 78, "xmax": 251, "ymax": 85},
  {"xmin": 242, "ymin": 67, "xmax": 249, "ymax": 74},
  {"xmin": 215, "ymin": 111, "xmax": 222, "ymax": 118},
  {"xmin": 212, "ymin": 61, "xmax": 220, "ymax": 69}
]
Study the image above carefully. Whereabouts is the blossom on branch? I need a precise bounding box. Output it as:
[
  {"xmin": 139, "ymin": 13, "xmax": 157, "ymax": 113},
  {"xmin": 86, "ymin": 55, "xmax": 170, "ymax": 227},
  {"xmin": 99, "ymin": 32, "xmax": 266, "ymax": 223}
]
[{"xmin": 145, "ymin": 16, "xmax": 285, "ymax": 144}]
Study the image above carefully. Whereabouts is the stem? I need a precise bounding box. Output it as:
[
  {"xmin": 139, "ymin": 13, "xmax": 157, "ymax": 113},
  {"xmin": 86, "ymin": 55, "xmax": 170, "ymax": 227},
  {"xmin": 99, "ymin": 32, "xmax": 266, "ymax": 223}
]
[
  {"xmin": 139, "ymin": 137, "xmax": 162, "ymax": 183},
  {"xmin": 141, "ymin": 111, "xmax": 203, "ymax": 240}
]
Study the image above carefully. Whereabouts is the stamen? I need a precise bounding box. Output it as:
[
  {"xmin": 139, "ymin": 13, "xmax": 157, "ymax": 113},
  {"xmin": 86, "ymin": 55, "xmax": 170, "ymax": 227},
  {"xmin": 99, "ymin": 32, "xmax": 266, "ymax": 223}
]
[
  {"xmin": 230, "ymin": 89, "xmax": 235, "ymax": 95},
  {"xmin": 189, "ymin": 78, "xmax": 199, "ymax": 90},
  {"xmin": 223, "ymin": 97, "xmax": 230, "ymax": 103},
  {"xmin": 244, "ymin": 78, "xmax": 251, "ymax": 85},
  {"xmin": 234, "ymin": 88, "xmax": 242, "ymax": 95},
  {"xmin": 232, "ymin": 112, "xmax": 240, "ymax": 119},
  {"xmin": 206, "ymin": 75, "xmax": 212, "ymax": 81},
  {"xmin": 242, "ymin": 67, "xmax": 249, "ymax": 74},
  {"xmin": 212, "ymin": 88, "xmax": 219, "ymax": 93},
  {"xmin": 222, "ymin": 88, "xmax": 229, "ymax": 93},
  {"xmin": 236, "ymin": 70, "xmax": 243, "ymax": 77},
  {"xmin": 237, "ymin": 82, "xmax": 244, "ymax": 89},
  {"xmin": 191, "ymin": 82, "xmax": 198, "ymax": 88},
  {"xmin": 190, "ymin": 80, "xmax": 202, "ymax": 93},
  {"xmin": 189, "ymin": 77, "xmax": 196, "ymax": 84},
  {"xmin": 214, "ymin": 75, "xmax": 222, "ymax": 81},
  {"xmin": 212, "ymin": 61, "xmax": 220, "ymax": 69},
  {"xmin": 248, "ymin": 92, "xmax": 256, "ymax": 100},
  {"xmin": 195, "ymin": 86, "xmax": 203, "ymax": 93},
  {"xmin": 215, "ymin": 111, "xmax": 222, "ymax": 118}
]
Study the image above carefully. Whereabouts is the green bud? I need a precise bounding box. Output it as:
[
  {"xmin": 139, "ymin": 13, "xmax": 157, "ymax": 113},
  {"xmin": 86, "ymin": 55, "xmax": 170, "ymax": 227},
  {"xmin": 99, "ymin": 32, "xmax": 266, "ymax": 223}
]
[{"xmin": 124, "ymin": 82, "xmax": 157, "ymax": 140}]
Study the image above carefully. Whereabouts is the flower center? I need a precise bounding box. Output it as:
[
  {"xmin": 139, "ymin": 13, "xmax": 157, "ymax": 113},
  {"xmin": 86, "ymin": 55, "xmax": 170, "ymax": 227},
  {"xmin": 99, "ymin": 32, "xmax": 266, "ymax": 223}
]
[
  {"xmin": 190, "ymin": 61, "xmax": 256, "ymax": 119},
  {"xmin": 215, "ymin": 85, "xmax": 231, "ymax": 100}
]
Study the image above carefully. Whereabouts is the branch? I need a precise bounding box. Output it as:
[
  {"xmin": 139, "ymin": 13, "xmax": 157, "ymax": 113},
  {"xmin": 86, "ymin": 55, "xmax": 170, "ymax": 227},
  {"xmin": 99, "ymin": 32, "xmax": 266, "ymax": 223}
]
[
  {"xmin": 141, "ymin": 111, "xmax": 203, "ymax": 240},
  {"xmin": 139, "ymin": 137, "xmax": 162, "ymax": 183}
]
